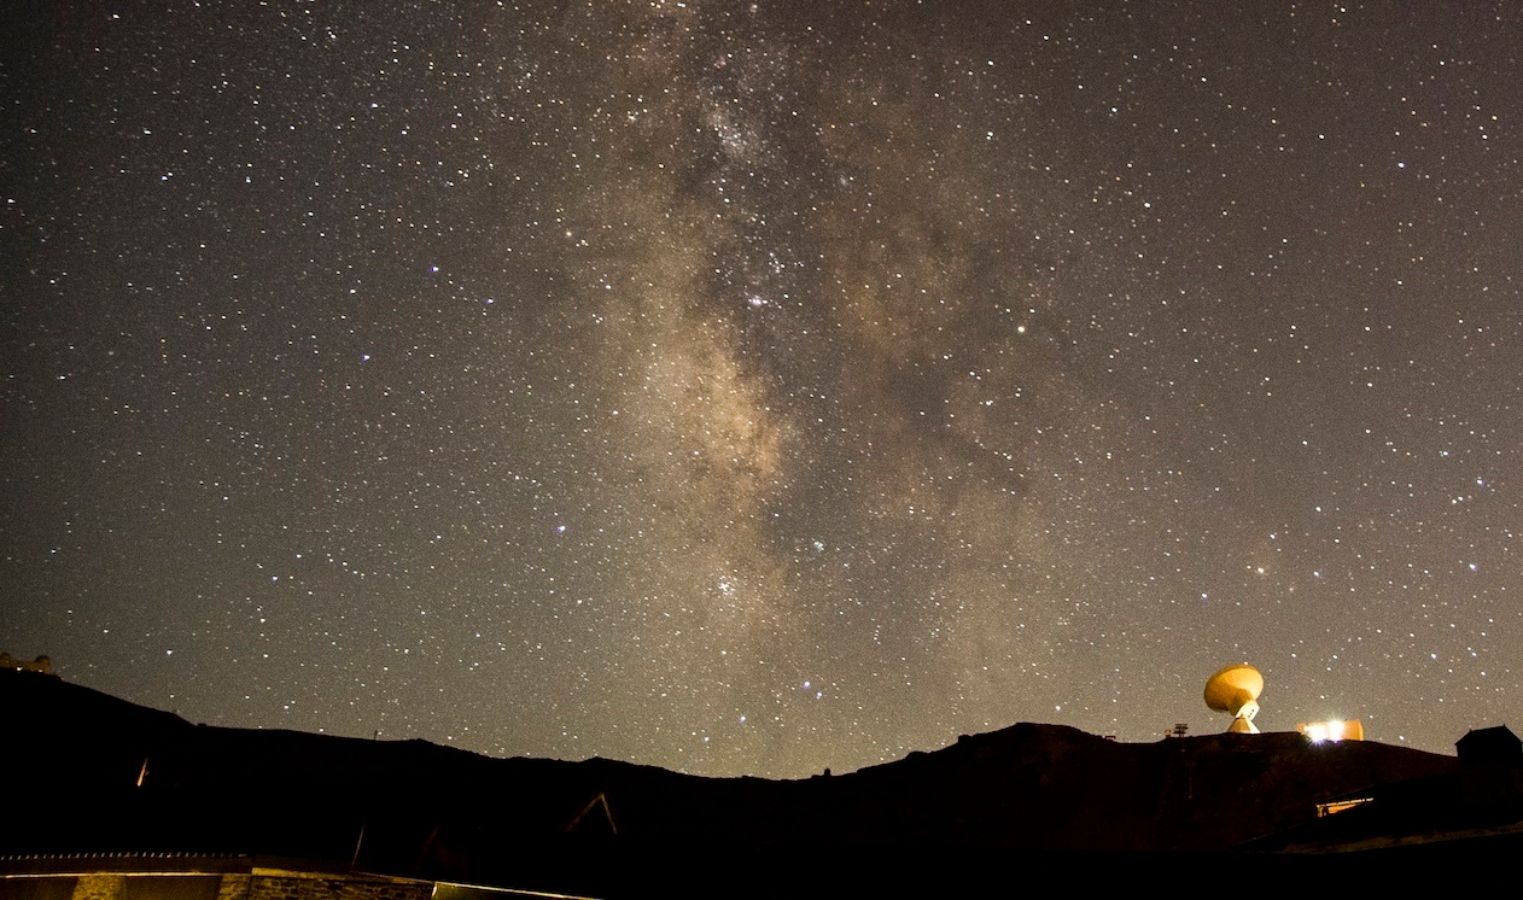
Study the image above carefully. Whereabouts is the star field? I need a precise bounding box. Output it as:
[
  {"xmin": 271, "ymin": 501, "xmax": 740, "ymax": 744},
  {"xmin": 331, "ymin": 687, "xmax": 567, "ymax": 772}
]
[{"xmin": 3, "ymin": 2, "xmax": 1521, "ymax": 777}]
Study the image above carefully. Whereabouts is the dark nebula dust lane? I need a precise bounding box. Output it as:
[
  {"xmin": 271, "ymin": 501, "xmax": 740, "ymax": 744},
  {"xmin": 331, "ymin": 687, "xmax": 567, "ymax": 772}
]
[{"xmin": 3, "ymin": 2, "xmax": 1521, "ymax": 777}]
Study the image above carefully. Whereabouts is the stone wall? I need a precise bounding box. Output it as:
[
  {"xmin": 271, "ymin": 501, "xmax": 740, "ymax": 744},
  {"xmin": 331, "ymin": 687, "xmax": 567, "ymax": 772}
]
[
  {"xmin": 7, "ymin": 869, "xmax": 443, "ymax": 900},
  {"xmin": 70, "ymin": 874, "xmax": 123, "ymax": 900},
  {"xmin": 242, "ymin": 872, "xmax": 431, "ymax": 900}
]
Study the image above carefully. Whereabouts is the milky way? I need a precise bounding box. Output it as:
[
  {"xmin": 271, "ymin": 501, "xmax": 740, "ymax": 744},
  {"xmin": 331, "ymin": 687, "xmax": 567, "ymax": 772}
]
[{"xmin": 4, "ymin": 2, "xmax": 1521, "ymax": 777}]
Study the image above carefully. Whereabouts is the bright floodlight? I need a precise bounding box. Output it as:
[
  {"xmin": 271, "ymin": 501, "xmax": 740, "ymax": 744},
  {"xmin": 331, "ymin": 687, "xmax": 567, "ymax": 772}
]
[
  {"xmin": 1204, "ymin": 663, "xmax": 1264, "ymax": 734},
  {"xmin": 1298, "ymin": 718, "xmax": 1365, "ymax": 743}
]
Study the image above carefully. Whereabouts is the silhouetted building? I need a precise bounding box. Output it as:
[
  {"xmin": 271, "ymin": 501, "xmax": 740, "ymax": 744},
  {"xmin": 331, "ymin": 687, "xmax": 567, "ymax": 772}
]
[
  {"xmin": 1456, "ymin": 725, "xmax": 1523, "ymax": 808},
  {"xmin": 1456, "ymin": 725, "xmax": 1522, "ymax": 765}
]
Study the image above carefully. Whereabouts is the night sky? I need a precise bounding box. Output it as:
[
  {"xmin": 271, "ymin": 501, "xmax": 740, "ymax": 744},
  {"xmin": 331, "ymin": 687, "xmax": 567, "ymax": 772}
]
[{"xmin": 4, "ymin": 2, "xmax": 1521, "ymax": 778}]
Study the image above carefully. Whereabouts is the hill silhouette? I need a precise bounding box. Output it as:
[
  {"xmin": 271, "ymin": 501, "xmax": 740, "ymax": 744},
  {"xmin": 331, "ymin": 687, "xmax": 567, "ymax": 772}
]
[{"xmin": 0, "ymin": 670, "xmax": 1471, "ymax": 891}]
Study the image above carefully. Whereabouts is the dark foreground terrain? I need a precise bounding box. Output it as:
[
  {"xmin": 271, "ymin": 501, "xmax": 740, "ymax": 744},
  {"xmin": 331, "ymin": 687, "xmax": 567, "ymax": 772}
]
[{"xmin": 5, "ymin": 669, "xmax": 1519, "ymax": 894}]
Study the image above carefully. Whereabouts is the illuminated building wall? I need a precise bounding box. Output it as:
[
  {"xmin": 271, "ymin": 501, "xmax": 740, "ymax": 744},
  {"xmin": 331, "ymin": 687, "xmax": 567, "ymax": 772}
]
[{"xmin": 0, "ymin": 856, "xmax": 575, "ymax": 900}]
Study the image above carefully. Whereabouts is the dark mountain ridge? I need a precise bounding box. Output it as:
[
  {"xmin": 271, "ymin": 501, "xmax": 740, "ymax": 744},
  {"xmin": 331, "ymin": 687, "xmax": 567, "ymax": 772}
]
[{"xmin": 0, "ymin": 670, "xmax": 1470, "ymax": 890}]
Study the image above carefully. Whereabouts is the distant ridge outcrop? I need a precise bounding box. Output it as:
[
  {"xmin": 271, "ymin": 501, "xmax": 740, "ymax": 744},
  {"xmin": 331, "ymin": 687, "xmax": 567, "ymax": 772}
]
[{"xmin": 0, "ymin": 651, "xmax": 53, "ymax": 675}]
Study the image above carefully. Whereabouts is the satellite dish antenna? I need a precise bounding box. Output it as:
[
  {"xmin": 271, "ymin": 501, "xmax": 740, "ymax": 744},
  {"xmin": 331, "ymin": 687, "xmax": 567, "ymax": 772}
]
[{"xmin": 1204, "ymin": 663, "xmax": 1264, "ymax": 734}]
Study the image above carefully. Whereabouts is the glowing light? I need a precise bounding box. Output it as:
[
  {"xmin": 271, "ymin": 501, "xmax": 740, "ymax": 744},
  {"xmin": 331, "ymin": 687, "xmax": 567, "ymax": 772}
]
[{"xmin": 1299, "ymin": 718, "xmax": 1362, "ymax": 743}]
